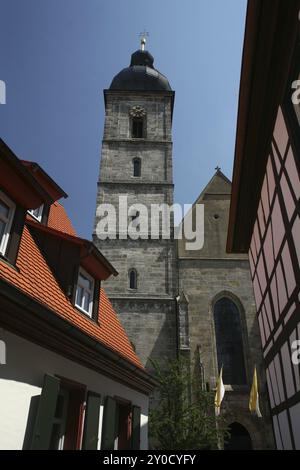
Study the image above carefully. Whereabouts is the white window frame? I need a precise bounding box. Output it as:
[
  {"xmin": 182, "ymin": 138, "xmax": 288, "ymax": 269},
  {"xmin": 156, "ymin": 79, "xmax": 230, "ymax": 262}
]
[
  {"xmin": 75, "ymin": 267, "xmax": 94, "ymax": 317},
  {"xmin": 28, "ymin": 204, "xmax": 44, "ymax": 222},
  {"xmin": 0, "ymin": 190, "xmax": 16, "ymax": 257}
]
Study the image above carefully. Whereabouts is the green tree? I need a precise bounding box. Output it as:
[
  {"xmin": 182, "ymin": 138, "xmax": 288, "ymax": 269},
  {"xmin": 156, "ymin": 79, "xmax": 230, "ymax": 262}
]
[{"xmin": 149, "ymin": 357, "xmax": 228, "ymax": 450}]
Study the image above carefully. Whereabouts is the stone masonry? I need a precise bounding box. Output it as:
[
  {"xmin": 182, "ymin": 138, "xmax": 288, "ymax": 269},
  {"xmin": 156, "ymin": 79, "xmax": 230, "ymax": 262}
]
[
  {"xmin": 93, "ymin": 90, "xmax": 177, "ymax": 368},
  {"xmin": 93, "ymin": 47, "xmax": 274, "ymax": 448},
  {"xmin": 177, "ymin": 172, "xmax": 274, "ymax": 448}
]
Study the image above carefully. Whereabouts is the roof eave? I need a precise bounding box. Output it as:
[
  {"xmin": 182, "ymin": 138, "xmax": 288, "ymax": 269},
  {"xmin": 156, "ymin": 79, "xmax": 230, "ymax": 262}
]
[
  {"xmin": 26, "ymin": 218, "xmax": 118, "ymax": 279},
  {"xmin": 0, "ymin": 139, "xmax": 54, "ymax": 208},
  {"xmin": 227, "ymin": 0, "xmax": 300, "ymax": 253},
  {"xmin": 0, "ymin": 278, "xmax": 156, "ymax": 394},
  {"xmin": 21, "ymin": 160, "xmax": 68, "ymax": 200}
]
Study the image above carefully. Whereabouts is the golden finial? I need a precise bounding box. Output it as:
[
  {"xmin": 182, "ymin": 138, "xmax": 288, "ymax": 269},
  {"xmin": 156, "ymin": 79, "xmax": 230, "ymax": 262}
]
[{"xmin": 139, "ymin": 31, "xmax": 149, "ymax": 51}]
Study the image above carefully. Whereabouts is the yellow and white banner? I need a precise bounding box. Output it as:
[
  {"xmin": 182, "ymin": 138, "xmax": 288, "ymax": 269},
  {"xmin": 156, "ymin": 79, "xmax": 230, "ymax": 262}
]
[
  {"xmin": 215, "ymin": 366, "xmax": 225, "ymax": 416},
  {"xmin": 249, "ymin": 365, "xmax": 262, "ymax": 418}
]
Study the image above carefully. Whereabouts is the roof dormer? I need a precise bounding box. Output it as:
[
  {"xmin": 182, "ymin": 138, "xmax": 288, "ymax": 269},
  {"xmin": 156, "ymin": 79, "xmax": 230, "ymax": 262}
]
[{"xmin": 0, "ymin": 139, "xmax": 68, "ymax": 265}]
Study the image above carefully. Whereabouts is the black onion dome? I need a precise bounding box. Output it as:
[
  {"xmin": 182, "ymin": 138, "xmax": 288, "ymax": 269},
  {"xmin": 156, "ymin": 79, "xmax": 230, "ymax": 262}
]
[{"xmin": 109, "ymin": 50, "xmax": 172, "ymax": 91}]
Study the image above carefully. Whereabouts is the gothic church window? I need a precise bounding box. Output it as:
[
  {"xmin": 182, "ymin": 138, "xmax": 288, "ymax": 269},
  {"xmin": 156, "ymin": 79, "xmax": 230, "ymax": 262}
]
[
  {"xmin": 129, "ymin": 269, "xmax": 137, "ymax": 290},
  {"xmin": 213, "ymin": 297, "xmax": 247, "ymax": 385},
  {"xmin": 133, "ymin": 158, "xmax": 141, "ymax": 177}
]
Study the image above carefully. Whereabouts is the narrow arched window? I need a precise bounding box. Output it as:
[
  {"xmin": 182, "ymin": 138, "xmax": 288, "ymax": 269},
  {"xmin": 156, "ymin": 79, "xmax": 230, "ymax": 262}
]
[
  {"xmin": 214, "ymin": 297, "xmax": 247, "ymax": 385},
  {"xmin": 132, "ymin": 118, "xmax": 144, "ymax": 138},
  {"xmin": 133, "ymin": 158, "xmax": 141, "ymax": 177},
  {"xmin": 129, "ymin": 269, "xmax": 137, "ymax": 290}
]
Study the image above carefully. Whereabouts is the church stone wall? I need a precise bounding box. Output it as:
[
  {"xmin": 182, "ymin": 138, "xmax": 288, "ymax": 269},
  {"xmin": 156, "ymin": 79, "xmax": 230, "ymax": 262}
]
[
  {"xmin": 178, "ymin": 258, "xmax": 261, "ymax": 386},
  {"xmin": 100, "ymin": 141, "xmax": 173, "ymax": 183},
  {"xmin": 177, "ymin": 173, "xmax": 274, "ymax": 449},
  {"xmin": 93, "ymin": 239, "xmax": 176, "ymax": 297},
  {"xmin": 109, "ymin": 298, "xmax": 177, "ymax": 369},
  {"xmin": 103, "ymin": 93, "xmax": 173, "ymax": 142}
]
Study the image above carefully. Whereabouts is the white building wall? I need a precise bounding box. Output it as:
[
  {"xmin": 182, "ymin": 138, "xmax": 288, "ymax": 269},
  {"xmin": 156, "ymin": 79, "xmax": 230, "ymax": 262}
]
[{"xmin": 0, "ymin": 330, "xmax": 149, "ymax": 450}]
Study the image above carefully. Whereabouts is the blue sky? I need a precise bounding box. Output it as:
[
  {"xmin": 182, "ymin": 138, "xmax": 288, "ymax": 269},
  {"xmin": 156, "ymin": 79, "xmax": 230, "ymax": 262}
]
[{"xmin": 0, "ymin": 0, "xmax": 247, "ymax": 238}]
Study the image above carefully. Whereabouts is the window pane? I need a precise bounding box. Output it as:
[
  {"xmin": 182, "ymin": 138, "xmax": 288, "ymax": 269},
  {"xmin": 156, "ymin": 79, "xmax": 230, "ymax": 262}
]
[
  {"xmin": 83, "ymin": 291, "xmax": 91, "ymax": 313},
  {"xmin": 214, "ymin": 297, "xmax": 247, "ymax": 385},
  {"xmin": 129, "ymin": 270, "xmax": 137, "ymax": 289},
  {"xmin": 76, "ymin": 285, "xmax": 84, "ymax": 307},
  {"xmin": 28, "ymin": 205, "xmax": 43, "ymax": 221},
  {"xmin": 79, "ymin": 273, "xmax": 91, "ymax": 291},
  {"xmin": 133, "ymin": 159, "xmax": 141, "ymax": 177},
  {"xmin": 32, "ymin": 208, "xmax": 40, "ymax": 218},
  {"xmin": 76, "ymin": 269, "xmax": 94, "ymax": 315},
  {"xmin": 132, "ymin": 119, "xmax": 143, "ymax": 138},
  {"xmin": 0, "ymin": 220, "xmax": 6, "ymax": 243},
  {"xmin": 32, "ymin": 209, "xmax": 38, "ymax": 218},
  {"xmin": 0, "ymin": 201, "xmax": 9, "ymax": 220}
]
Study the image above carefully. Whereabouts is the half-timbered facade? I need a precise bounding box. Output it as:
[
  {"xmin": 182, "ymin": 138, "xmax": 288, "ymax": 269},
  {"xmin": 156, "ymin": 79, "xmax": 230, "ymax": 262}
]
[{"xmin": 227, "ymin": 0, "xmax": 300, "ymax": 450}]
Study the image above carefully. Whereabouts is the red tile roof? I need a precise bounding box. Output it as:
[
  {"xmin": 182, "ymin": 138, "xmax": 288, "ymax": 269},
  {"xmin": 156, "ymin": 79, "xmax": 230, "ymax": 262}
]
[
  {"xmin": 48, "ymin": 201, "xmax": 77, "ymax": 236},
  {"xmin": 0, "ymin": 208, "xmax": 143, "ymax": 370}
]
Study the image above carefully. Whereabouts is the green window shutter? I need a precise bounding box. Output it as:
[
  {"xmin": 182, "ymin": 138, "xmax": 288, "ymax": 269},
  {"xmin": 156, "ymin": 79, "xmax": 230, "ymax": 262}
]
[
  {"xmin": 30, "ymin": 374, "xmax": 60, "ymax": 450},
  {"xmin": 101, "ymin": 396, "xmax": 117, "ymax": 450},
  {"xmin": 82, "ymin": 392, "xmax": 101, "ymax": 450},
  {"xmin": 131, "ymin": 405, "xmax": 141, "ymax": 450}
]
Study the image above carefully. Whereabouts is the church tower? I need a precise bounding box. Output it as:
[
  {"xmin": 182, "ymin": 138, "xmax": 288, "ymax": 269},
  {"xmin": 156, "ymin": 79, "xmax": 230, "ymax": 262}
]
[
  {"xmin": 93, "ymin": 38, "xmax": 177, "ymax": 368},
  {"xmin": 93, "ymin": 40, "xmax": 274, "ymax": 448}
]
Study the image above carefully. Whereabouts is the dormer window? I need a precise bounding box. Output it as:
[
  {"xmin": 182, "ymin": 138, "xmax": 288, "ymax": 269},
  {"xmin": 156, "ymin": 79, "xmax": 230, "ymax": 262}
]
[
  {"xmin": 75, "ymin": 267, "xmax": 94, "ymax": 317},
  {"xmin": 28, "ymin": 204, "xmax": 44, "ymax": 222},
  {"xmin": 0, "ymin": 191, "xmax": 15, "ymax": 257},
  {"xmin": 132, "ymin": 118, "xmax": 144, "ymax": 138}
]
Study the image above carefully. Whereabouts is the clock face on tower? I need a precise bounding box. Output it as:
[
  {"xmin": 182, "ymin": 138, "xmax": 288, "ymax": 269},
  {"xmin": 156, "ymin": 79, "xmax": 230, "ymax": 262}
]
[{"xmin": 129, "ymin": 106, "xmax": 146, "ymax": 118}]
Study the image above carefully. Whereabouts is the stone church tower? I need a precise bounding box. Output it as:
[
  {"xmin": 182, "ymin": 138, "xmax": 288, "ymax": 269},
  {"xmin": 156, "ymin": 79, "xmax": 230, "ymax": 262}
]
[
  {"xmin": 94, "ymin": 42, "xmax": 274, "ymax": 449},
  {"xmin": 93, "ymin": 43, "xmax": 177, "ymax": 368}
]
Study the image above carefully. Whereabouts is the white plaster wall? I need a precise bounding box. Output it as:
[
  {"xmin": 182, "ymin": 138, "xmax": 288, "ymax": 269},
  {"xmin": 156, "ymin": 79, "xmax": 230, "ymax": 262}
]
[{"xmin": 0, "ymin": 330, "xmax": 149, "ymax": 450}]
